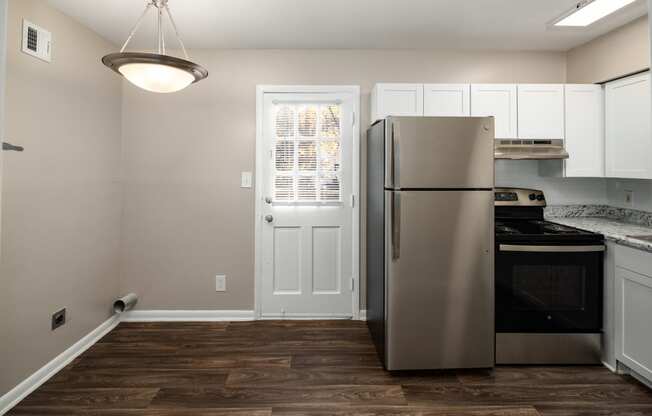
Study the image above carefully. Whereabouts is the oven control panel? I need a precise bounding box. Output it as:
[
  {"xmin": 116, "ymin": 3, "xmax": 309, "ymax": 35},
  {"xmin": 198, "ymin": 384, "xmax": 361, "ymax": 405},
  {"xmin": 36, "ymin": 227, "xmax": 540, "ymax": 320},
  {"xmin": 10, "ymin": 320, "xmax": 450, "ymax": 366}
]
[{"xmin": 495, "ymin": 188, "xmax": 546, "ymax": 207}]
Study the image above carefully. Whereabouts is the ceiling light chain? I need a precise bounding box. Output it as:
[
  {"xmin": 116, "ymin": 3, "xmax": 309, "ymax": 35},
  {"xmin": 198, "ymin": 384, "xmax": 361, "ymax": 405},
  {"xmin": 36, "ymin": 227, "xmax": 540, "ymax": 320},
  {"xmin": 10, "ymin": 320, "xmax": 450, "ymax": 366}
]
[
  {"xmin": 158, "ymin": 2, "xmax": 165, "ymax": 55},
  {"xmin": 163, "ymin": 4, "xmax": 190, "ymax": 60},
  {"xmin": 119, "ymin": 2, "xmax": 153, "ymax": 53}
]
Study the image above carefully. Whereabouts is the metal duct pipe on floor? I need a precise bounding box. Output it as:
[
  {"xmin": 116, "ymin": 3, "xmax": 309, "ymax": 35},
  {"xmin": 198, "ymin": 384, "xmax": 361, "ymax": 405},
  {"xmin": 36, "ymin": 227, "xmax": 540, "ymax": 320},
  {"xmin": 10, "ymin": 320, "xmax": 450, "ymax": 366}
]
[{"xmin": 113, "ymin": 293, "xmax": 138, "ymax": 313}]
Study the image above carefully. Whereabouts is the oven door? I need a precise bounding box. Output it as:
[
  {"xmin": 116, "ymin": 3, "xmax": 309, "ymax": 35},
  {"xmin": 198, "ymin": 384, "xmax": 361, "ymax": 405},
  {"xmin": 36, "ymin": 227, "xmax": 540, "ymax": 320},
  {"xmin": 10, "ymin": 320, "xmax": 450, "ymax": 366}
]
[{"xmin": 496, "ymin": 244, "xmax": 604, "ymax": 333}]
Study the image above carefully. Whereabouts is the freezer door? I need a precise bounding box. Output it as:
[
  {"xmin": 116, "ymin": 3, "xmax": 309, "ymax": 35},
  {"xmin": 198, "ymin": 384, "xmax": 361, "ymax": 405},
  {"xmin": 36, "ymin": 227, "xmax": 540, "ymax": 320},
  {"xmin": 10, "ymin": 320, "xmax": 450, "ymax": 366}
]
[
  {"xmin": 384, "ymin": 190, "xmax": 494, "ymax": 370},
  {"xmin": 385, "ymin": 117, "xmax": 494, "ymax": 189}
]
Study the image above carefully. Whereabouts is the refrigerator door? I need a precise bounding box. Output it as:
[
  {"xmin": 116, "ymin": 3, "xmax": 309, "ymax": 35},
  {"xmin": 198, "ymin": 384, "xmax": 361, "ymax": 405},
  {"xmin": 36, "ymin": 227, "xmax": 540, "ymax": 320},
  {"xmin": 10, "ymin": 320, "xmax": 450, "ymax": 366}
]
[
  {"xmin": 384, "ymin": 189, "xmax": 494, "ymax": 370},
  {"xmin": 385, "ymin": 117, "xmax": 494, "ymax": 190}
]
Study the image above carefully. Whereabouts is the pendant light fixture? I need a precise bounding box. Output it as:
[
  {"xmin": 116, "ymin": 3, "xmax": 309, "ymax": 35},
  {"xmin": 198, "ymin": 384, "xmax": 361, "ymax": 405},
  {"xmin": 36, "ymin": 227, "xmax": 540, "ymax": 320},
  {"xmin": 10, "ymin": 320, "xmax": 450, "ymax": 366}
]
[{"xmin": 102, "ymin": 0, "xmax": 208, "ymax": 93}]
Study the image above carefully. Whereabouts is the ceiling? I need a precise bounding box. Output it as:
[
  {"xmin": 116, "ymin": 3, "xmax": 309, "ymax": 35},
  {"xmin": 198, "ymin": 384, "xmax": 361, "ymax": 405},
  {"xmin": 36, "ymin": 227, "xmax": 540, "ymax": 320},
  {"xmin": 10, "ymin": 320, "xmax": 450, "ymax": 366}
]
[{"xmin": 46, "ymin": 0, "xmax": 648, "ymax": 51}]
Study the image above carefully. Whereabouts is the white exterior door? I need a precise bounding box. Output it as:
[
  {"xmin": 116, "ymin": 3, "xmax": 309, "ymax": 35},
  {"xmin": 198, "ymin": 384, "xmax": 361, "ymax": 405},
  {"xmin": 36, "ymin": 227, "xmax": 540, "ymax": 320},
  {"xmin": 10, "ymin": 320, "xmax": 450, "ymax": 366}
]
[{"xmin": 259, "ymin": 91, "xmax": 356, "ymax": 319}]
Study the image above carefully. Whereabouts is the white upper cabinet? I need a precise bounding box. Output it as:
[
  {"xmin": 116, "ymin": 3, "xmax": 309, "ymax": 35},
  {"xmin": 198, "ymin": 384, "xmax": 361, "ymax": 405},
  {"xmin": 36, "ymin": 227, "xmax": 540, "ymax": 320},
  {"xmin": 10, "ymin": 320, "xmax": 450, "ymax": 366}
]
[
  {"xmin": 423, "ymin": 84, "xmax": 470, "ymax": 117},
  {"xmin": 564, "ymin": 84, "xmax": 605, "ymax": 177},
  {"xmin": 605, "ymin": 72, "xmax": 652, "ymax": 179},
  {"xmin": 470, "ymin": 84, "xmax": 518, "ymax": 139},
  {"xmin": 370, "ymin": 83, "xmax": 424, "ymax": 122},
  {"xmin": 517, "ymin": 84, "xmax": 565, "ymax": 140}
]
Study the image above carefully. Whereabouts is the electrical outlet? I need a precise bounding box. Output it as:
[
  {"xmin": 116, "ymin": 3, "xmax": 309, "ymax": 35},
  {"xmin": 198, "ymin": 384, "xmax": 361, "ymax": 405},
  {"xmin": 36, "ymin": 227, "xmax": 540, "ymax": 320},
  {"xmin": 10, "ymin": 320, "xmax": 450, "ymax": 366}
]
[
  {"xmin": 51, "ymin": 308, "xmax": 66, "ymax": 330},
  {"xmin": 215, "ymin": 275, "xmax": 226, "ymax": 292},
  {"xmin": 625, "ymin": 190, "xmax": 634, "ymax": 206}
]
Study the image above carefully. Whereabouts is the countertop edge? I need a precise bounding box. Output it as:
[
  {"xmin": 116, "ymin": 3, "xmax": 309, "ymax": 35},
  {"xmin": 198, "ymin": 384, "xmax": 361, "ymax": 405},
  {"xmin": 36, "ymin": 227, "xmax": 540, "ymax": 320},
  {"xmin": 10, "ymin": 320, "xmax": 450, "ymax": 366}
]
[{"xmin": 547, "ymin": 217, "xmax": 652, "ymax": 253}]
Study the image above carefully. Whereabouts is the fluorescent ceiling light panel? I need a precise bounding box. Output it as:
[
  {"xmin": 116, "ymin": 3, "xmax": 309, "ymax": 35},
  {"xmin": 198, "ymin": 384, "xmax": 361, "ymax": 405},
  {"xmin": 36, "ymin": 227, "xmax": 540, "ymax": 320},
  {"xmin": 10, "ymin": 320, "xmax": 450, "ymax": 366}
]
[{"xmin": 554, "ymin": 0, "xmax": 637, "ymax": 27}]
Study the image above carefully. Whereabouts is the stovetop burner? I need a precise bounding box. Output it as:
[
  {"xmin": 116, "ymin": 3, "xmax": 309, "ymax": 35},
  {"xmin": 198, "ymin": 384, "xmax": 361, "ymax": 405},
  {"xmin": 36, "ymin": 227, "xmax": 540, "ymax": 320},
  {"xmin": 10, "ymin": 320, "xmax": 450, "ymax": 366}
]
[
  {"xmin": 495, "ymin": 220, "xmax": 594, "ymax": 236},
  {"xmin": 494, "ymin": 188, "xmax": 604, "ymax": 245}
]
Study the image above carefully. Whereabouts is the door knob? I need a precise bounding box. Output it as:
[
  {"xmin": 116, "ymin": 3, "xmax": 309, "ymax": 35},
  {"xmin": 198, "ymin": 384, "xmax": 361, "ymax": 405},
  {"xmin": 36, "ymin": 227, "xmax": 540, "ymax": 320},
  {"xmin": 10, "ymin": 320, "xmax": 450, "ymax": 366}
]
[
  {"xmin": 265, "ymin": 197, "xmax": 272, "ymax": 204},
  {"xmin": 264, "ymin": 215, "xmax": 274, "ymax": 223}
]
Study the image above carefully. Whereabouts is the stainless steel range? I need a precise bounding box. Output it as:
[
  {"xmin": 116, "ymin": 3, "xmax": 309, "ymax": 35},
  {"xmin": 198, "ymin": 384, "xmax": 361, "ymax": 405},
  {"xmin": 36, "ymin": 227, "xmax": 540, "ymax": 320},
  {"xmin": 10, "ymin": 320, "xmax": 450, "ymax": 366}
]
[{"xmin": 495, "ymin": 188, "xmax": 605, "ymax": 365}]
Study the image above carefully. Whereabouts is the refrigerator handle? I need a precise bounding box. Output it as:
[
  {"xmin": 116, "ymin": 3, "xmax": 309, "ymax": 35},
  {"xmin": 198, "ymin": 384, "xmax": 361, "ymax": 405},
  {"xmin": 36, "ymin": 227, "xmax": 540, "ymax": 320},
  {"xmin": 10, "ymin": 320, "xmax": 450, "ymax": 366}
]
[
  {"xmin": 392, "ymin": 122, "xmax": 400, "ymax": 188},
  {"xmin": 392, "ymin": 192, "xmax": 401, "ymax": 260}
]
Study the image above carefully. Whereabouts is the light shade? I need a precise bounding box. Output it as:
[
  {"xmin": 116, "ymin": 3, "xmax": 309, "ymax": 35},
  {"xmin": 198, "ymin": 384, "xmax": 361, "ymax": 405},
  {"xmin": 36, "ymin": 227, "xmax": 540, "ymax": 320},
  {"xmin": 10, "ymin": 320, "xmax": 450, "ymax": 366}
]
[
  {"xmin": 119, "ymin": 63, "xmax": 194, "ymax": 93},
  {"xmin": 102, "ymin": 52, "xmax": 208, "ymax": 94},
  {"xmin": 554, "ymin": 0, "xmax": 637, "ymax": 27}
]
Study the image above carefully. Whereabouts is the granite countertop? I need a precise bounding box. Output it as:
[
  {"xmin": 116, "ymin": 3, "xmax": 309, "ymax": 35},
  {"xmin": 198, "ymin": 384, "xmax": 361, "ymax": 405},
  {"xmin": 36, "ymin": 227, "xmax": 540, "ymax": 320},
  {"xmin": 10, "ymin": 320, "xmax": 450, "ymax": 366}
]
[{"xmin": 545, "ymin": 205, "xmax": 652, "ymax": 253}]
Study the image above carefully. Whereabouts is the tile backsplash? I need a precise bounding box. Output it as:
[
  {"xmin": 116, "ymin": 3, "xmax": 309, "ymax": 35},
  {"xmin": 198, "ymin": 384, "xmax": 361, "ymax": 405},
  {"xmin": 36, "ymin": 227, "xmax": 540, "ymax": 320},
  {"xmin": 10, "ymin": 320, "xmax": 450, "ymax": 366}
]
[
  {"xmin": 495, "ymin": 160, "xmax": 608, "ymax": 205},
  {"xmin": 496, "ymin": 161, "xmax": 652, "ymax": 214}
]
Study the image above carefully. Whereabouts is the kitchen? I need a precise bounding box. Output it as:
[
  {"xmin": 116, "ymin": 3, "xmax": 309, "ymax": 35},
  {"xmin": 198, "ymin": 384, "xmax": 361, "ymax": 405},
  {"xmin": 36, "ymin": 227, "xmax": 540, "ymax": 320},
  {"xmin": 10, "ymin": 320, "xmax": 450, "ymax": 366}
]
[{"xmin": 2, "ymin": 0, "xmax": 652, "ymax": 414}]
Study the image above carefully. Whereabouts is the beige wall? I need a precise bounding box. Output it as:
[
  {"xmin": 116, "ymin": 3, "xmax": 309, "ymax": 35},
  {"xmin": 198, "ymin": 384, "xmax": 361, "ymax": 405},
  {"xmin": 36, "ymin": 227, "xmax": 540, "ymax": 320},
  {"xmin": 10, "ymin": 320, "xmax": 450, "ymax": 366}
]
[
  {"xmin": 567, "ymin": 16, "xmax": 650, "ymax": 83},
  {"xmin": 0, "ymin": 0, "xmax": 122, "ymax": 396},
  {"xmin": 120, "ymin": 49, "xmax": 567, "ymax": 311}
]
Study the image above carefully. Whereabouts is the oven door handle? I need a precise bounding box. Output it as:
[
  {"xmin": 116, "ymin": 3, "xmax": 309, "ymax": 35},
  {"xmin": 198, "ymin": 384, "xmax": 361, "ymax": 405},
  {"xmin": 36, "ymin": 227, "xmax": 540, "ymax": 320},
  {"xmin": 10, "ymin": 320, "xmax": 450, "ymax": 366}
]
[{"xmin": 499, "ymin": 244, "xmax": 606, "ymax": 253}]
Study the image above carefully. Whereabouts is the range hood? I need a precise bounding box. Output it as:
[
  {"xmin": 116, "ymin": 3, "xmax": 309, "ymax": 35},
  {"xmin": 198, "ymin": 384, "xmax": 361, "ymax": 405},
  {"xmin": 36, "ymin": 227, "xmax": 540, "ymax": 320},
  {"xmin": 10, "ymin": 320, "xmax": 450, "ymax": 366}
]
[{"xmin": 495, "ymin": 139, "xmax": 569, "ymax": 160}]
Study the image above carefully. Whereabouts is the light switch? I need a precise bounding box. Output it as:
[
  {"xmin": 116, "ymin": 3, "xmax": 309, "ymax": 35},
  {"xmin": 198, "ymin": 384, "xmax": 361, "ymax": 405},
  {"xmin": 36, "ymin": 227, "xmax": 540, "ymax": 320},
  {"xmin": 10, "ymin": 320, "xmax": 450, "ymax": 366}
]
[
  {"xmin": 216, "ymin": 275, "xmax": 226, "ymax": 292},
  {"xmin": 241, "ymin": 172, "xmax": 253, "ymax": 188}
]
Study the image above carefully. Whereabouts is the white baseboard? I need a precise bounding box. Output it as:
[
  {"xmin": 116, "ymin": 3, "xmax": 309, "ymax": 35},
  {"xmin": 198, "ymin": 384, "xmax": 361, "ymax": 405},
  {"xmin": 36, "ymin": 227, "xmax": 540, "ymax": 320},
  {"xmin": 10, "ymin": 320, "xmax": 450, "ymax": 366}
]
[
  {"xmin": 617, "ymin": 362, "xmax": 652, "ymax": 390},
  {"xmin": 359, "ymin": 309, "xmax": 367, "ymax": 321},
  {"xmin": 259, "ymin": 313, "xmax": 353, "ymax": 320},
  {"xmin": 602, "ymin": 360, "xmax": 617, "ymax": 373},
  {"xmin": 0, "ymin": 315, "xmax": 120, "ymax": 415},
  {"xmin": 121, "ymin": 309, "xmax": 255, "ymax": 322}
]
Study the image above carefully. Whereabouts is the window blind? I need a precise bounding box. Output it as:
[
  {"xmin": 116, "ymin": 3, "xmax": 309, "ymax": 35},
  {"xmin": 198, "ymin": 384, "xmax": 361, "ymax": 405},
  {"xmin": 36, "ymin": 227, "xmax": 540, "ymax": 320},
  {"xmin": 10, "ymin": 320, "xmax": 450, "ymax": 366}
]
[{"xmin": 273, "ymin": 103, "xmax": 342, "ymax": 203}]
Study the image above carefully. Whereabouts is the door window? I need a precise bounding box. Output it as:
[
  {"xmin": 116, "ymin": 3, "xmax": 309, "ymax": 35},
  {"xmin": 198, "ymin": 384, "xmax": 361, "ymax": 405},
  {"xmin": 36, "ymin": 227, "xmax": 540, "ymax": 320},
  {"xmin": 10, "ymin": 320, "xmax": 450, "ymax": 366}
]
[{"xmin": 273, "ymin": 103, "xmax": 342, "ymax": 203}]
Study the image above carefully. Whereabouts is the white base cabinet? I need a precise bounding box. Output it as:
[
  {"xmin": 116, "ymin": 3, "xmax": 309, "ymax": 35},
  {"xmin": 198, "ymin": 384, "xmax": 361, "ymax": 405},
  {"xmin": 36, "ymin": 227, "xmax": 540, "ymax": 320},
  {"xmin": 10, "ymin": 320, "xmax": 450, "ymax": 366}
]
[{"xmin": 615, "ymin": 244, "xmax": 652, "ymax": 382}]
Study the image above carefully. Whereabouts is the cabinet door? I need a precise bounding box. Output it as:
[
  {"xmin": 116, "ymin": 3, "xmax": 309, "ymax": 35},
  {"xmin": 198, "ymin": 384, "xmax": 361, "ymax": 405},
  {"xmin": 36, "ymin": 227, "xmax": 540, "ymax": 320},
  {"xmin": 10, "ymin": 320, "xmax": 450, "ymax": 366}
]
[
  {"xmin": 371, "ymin": 83, "xmax": 423, "ymax": 122},
  {"xmin": 517, "ymin": 84, "xmax": 565, "ymax": 139},
  {"xmin": 605, "ymin": 72, "xmax": 652, "ymax": 179},
  {"xmin": 423, "ymin": 84, "xmax": 470, "ymax": 117},
  {"xmin": 564, "ymin": 85, "xmax": 605, "ymax": 177},
  {"xmin": 615, "ymin": 266, "xmax": 652, "ymax": 381},
  {"xmin": 470, "ymin": 84, "xmax": 517, "ymax": 139}
]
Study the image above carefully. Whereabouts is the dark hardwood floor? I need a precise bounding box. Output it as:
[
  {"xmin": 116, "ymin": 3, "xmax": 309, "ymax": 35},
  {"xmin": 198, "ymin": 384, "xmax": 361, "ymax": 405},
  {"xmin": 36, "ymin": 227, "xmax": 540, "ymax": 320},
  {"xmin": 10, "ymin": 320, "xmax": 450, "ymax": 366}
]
[{"xmin": 8, "ymin": 320, "xmax": 652, "ymax": 415}]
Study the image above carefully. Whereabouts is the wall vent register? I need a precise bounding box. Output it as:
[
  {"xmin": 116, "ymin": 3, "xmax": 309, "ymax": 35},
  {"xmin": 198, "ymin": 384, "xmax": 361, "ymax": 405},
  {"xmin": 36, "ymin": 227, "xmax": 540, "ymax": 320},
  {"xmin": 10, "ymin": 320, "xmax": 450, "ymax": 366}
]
[{"xmin": 22, "ymin": 20, "xmax": 52, "ymax": 62}]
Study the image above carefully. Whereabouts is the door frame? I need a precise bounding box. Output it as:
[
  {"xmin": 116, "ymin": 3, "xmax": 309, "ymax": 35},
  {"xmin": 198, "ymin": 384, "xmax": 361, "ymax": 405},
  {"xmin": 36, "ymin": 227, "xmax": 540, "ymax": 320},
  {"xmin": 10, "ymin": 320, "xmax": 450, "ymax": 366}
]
[
  {"xmin": 0, "ymin": 0, "xmax": 7, "ymax": 258},
  {"xmin": 254, "ymin": 85, "xmax": 361, "ymax": 320}
]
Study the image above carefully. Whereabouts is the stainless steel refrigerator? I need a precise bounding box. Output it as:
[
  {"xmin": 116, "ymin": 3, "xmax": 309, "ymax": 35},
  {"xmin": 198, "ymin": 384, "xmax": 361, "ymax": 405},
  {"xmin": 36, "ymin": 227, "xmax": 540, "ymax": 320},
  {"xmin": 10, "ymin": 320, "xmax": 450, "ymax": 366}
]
[{"xmin": 367, "ymin": 116, "xmax": 495, "ymax": 371}]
